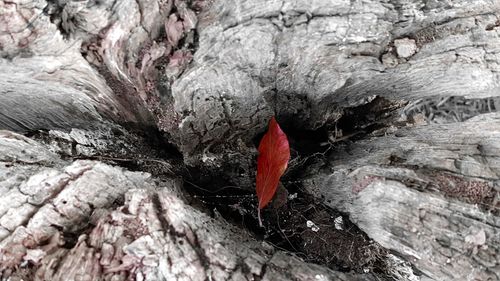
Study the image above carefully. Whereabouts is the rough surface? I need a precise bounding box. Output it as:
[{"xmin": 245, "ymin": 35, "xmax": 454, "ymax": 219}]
[
  {"xmin": 1, "ymin": 0, "xmax": 500, "ymax": 280},
  {"xmin": 167, "ymin": 0, "xmax": 500, "ymax": 172},
  {"xmin": 3, "ymin": 0, "xmax": 499, "ymax": 180},
  {"xmin": 0, "ymin": 0, "xmax": 200, "ymax": 131},
  {"xmin": 0, "ymin": 0, "xmax": 136, "ymax": 130},
  {"xmin": 304, "ymin": 113, "xmax": 500, "ymax": 281},
  {"xmin": 0, "ymin": 131, "xmax": 375, "ymax": 281},
  {"xmin": 394, "ymin": 38, "xmax": 417, "ymax": 58}
]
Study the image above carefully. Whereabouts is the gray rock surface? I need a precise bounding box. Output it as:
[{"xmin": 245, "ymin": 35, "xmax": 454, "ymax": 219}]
[{"xmin": 394, "ymin": 38, "xmax": 417, "ymax": 58}]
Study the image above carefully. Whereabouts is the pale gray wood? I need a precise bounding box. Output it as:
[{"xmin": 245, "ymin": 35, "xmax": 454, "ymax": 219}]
[
  {"xmin": 1, "ymin": 0, "xmax": 499, "ymax": 280},
  {"xmin": 303, "ymin": 113, "xmax": 500, "ymax": 281},
  {"xmin": 0, "ymin": 131, "xmax": 375, "ymax": 281},
  {"xmin": 168, "ymin": 0, "xmax": 500, "ymax": 169}
]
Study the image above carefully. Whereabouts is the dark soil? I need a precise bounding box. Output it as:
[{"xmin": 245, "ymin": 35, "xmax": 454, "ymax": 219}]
[
  {"xmin": 24, "ymin": 93, "xmax": 405, "ymax": 277},
  {"xmin": 184, "ymin": 171, "xmax": 389, "ymax": 274},
  {"xmin": 179, "ymin": 95, "xmax": 406, "ymax": 275}
]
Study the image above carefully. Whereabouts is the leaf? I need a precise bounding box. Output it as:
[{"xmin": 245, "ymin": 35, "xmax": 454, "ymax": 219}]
[{"xmin": 256, "ymin": 117, "xmax": 290, "ymax": 226}]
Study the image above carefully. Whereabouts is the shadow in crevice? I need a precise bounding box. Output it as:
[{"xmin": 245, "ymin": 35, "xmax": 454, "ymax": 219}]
[
  {"xmin": 26, "ymin": 92, "xmax": 404, "ymax": 276},
  {"xmin": 181, "ymin": 101, "xmax": 401, "ymax": 274},
  {"xmin": 182, "ymin": 153, "xmax": 390, "ymax": 274}
]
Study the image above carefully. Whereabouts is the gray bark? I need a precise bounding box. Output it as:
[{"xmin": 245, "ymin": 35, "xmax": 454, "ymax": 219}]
[
  {"xmin": 303, "ymin": 113, "xmax": 500, "ymax": 281},
  {"xmin": 169, "ymin": 0, "xmax": 500, "ymax": 167},
  {"xmin": 1, "ymin": 0, "xmax": 499, "ymax": 280},
  {"xmin": 0, "ymin": 131, "xmax": 374, "ymax": 280}
]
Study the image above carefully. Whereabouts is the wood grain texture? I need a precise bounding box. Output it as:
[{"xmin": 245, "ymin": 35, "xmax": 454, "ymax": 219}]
[
  {"xmin": 0, "ymin": 131, "xmax": 376, "ymax": 281},
  {"xmin": 168, "ymin": 0, "xmax": 500, "ymax": 170},
  {"xmin": 303, "ymin": 113, "xmax": 500, "ymax": 281},
  {"xmin": 0, "ymin": 0, "xmax": 499, "ymax": 280}
]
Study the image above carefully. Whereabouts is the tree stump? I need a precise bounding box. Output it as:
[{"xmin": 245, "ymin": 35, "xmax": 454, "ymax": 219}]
[{"xmin": 1, "ymin": 0, "xmax": 499, "ymax": 280}]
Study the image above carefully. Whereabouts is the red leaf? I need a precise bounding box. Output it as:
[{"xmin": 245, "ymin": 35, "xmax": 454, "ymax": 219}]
[{"xmin": 256, "ymin": 117, "xmax": 290, "ymax": 226}]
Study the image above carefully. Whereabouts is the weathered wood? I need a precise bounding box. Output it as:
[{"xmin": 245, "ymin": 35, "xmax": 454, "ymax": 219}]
[
  {"xmin": 303, "ymin": 113, "xmax": 500, "ymax": 281},
  {"xmin": 168, "ymin": 0, "xmax": 500, "ymax": 169},
  {"xmin": 1, "ymin": 0, "xmax": 500, "ymax": 280},
  {"xmin": 0, "ymin": 131, "xmax": 376, "ymax": 281}
]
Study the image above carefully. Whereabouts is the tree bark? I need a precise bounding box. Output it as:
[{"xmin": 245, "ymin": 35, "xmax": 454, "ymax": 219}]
[
  {"xmin": 1, "ymin": 0, "xmax": 499, "ymax": 280},
  {"xmin": 0, "ymin": 131, "xmax": 376, "ymax": 280}
]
